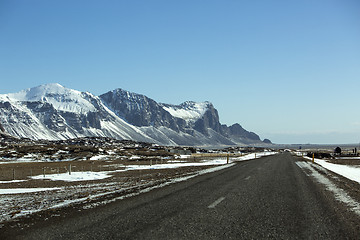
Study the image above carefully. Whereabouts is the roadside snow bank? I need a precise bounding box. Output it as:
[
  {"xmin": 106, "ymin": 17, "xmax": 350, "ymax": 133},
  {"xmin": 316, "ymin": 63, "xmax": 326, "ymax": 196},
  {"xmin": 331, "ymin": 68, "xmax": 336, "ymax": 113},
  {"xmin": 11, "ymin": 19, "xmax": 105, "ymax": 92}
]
[
  {"xmin": 304, "ymin": 156, "xmax": 360, "ymax": 184},
  {"xmin": 234, "ymin": 152, "xmax": 278, "ymax": 161},
  {"xmin": 296, "ymin": 161, "xmax": 360, "ymax": 216}
]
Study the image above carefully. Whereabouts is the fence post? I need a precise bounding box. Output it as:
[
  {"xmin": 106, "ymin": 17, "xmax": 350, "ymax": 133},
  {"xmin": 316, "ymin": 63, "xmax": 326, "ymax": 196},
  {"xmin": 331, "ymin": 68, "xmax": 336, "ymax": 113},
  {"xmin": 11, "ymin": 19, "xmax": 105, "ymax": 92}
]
[
  {"xmin": 43, "ymin": 167, "xmax": 45, "ymax": 177},
  {"xmin": 12, "ymin": 169, "xmax": 15, "ymax": 180},
  {"xmin": 69, "ymin": 164, "xmax": 72, "ymax": 175}
]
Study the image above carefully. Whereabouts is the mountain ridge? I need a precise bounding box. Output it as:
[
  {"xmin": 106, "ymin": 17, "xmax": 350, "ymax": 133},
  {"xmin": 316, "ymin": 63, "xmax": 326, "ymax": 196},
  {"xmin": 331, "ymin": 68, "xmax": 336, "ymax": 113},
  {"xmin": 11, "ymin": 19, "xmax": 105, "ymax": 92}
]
[{"xmin": 0, "ymin": 83, "xmax": 271, "ymax": 146}]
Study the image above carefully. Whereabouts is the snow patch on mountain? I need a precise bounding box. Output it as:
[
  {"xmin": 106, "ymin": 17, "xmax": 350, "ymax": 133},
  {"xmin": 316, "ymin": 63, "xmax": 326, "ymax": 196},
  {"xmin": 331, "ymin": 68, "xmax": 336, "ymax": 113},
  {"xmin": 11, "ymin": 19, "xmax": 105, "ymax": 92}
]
[
  {"xmin": 161, "ymin": 101, "xmax": 210, "ymax": 123},
  {"xmin": 3, "ymin": 83, "xmax": 96, "ymax": 113}
]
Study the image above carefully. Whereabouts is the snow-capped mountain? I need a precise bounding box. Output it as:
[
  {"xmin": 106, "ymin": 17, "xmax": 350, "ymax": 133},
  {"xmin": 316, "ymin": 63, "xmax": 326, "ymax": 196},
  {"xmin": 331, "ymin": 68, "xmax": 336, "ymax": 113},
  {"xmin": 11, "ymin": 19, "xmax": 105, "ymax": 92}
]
[
  {"xmin": 99, "ymin": 89, "xmax": 186, "ymax": 132},
  {"xmin": 100, "ymin": 88, "xmax": 269, "ymax": 146},
  {"xmin": 0, "ymin": 84, "xmax": 271, "ymax": 146},
  {"xmin": 0, "ymin": 84, "xmax": 155, "ymax": 143},
  {"xmin": 4, "ymin": 83, "xmax": 96, "ymax": 114}
]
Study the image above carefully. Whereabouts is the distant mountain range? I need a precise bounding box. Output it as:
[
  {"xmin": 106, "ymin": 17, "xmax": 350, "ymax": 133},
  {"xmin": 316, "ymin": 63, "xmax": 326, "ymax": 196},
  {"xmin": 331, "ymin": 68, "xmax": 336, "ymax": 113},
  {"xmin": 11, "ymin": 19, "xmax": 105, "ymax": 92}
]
[{"xmin": 0, "ymin": 83, "xmax": 271, "ymax": 146}]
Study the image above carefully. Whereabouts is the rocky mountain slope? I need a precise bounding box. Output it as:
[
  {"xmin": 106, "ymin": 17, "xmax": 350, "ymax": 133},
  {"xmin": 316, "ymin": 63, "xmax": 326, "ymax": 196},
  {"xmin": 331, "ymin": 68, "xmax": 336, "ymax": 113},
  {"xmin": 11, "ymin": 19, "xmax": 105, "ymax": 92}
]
[
  {"xmin": 0, "ymin": 84, "xmax": 271, "ymax": 146},
  {"xmin": 0, "ymin": 84, "xmax": 153, "ymax": 143}
]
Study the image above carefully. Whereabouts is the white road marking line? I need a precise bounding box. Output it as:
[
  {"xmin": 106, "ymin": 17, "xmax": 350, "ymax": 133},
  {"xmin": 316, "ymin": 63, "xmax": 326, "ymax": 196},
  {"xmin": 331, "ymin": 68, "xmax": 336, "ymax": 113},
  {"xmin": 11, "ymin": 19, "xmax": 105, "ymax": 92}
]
[
  {"xmin": 245, "ymin": 176, "xmax": 251, "ymax": 180},
  {"xmin": 208, "ymin": 197, "xmax": 226, "ymax": 209}
]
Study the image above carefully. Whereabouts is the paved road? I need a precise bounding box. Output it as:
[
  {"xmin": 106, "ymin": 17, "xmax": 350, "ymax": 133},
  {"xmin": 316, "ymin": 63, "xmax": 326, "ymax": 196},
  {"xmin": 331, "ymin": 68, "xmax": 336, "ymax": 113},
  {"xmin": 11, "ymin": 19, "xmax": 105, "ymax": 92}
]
[{"xmin": 4, "ymin": 153, "xmax": 360, "ymax": 239}]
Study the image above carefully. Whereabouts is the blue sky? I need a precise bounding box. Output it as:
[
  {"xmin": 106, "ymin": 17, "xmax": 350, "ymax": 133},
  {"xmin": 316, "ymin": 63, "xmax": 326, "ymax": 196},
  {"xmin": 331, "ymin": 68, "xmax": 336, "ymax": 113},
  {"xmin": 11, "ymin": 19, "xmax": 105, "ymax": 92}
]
[{"xmin": 1, "ymin": 0, "xmax": 360, "ymax": 144}]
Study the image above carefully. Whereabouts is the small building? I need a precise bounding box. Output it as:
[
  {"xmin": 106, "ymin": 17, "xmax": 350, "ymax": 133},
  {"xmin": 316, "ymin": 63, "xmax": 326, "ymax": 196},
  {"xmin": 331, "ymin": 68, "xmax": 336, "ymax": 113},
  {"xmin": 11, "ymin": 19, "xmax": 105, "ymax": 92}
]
[{"xmin": 334, "ymin": 147, "xmax": 342, "ymax": 155}]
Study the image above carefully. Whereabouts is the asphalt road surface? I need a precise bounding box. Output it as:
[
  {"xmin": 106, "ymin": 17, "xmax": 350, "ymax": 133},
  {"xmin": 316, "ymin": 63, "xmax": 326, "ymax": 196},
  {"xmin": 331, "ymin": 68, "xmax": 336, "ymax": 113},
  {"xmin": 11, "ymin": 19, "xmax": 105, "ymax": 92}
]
[{"xmin": 3, "ymin": 153, "xmax": 360, "ymax": 239}]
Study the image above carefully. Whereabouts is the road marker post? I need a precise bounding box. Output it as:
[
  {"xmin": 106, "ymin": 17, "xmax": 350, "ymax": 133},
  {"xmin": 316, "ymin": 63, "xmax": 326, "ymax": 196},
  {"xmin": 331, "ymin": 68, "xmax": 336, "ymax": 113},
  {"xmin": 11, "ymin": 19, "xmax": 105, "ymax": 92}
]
[
  {"xmin": 312, "ymin": 153, "xmax": 314, "ymax": 163},
  {"xmin": 227, "ymin": 154, "xmax": 229, "ymax": 164}
]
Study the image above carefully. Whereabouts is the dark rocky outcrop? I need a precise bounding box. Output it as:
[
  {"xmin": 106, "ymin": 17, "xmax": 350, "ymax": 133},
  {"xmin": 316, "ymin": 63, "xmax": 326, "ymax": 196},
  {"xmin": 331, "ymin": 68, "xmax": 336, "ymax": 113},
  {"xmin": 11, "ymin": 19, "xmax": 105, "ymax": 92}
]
[
  {"xmin": 0, "ymin": 122, "xmax": 5, "ymax": 132},
  {"xmin": 100, "ymin": 89, "xmax": 186, "ymax": 132}
]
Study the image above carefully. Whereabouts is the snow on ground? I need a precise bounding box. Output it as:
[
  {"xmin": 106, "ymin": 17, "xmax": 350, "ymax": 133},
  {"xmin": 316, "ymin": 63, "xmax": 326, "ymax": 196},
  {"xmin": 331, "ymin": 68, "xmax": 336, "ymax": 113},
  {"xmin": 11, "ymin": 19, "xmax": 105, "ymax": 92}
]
[
  {"xmin": 121, "ymin": 159, "xmax": 229, "ymax": 171},
  {"xmin": 234, "ymin": 152, "xmax": 277, "ymax": 161},
  {"xmin": 89, "ymin": 155, "xmax": 109, "ymax": 161},
  {"xmin": 296, "ymin": 161, "xmax": 360, "ymax": 216},
  {"xmin": 0, "ymin": 180, "xmax": 26, "ymax": 184},
  {"xmin": 303, "ymin": 156, "xmax": 360, "ymax": 184},
  {"xmin": 1, "ymin": 152, "xmax": 279, "ymax": 184},
  {"xmin": 31, "ymin": 171, "xmax": 111, "ymax": 182},
  {"xmin": 0, "ymin": 157, "xmax": 76, "ymax": 164},
  {"xmin": 0, "ymin": 151, "xmax": 277, "ymax": 224},
  {"xmin": 80, "ymin": 152, "xmax": 278, "ymax": 209},
  {"xmin": 115, "ymin": 152, "xmax": 278, "ymax": 172},
  {"xmin": 82, "ymin": 163, "xmax": 238, "ymax": 210},
  {"xmin": 0, "ymin": 188, "xmax": 61, "ymax": 195}
]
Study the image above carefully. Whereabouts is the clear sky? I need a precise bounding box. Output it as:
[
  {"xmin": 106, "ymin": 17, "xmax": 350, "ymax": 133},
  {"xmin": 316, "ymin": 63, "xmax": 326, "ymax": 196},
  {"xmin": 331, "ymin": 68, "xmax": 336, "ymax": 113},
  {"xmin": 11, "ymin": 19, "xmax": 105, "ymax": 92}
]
[{"xmin": 1, "ymin": 0, "xmax": 359, "ymax": 144}]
